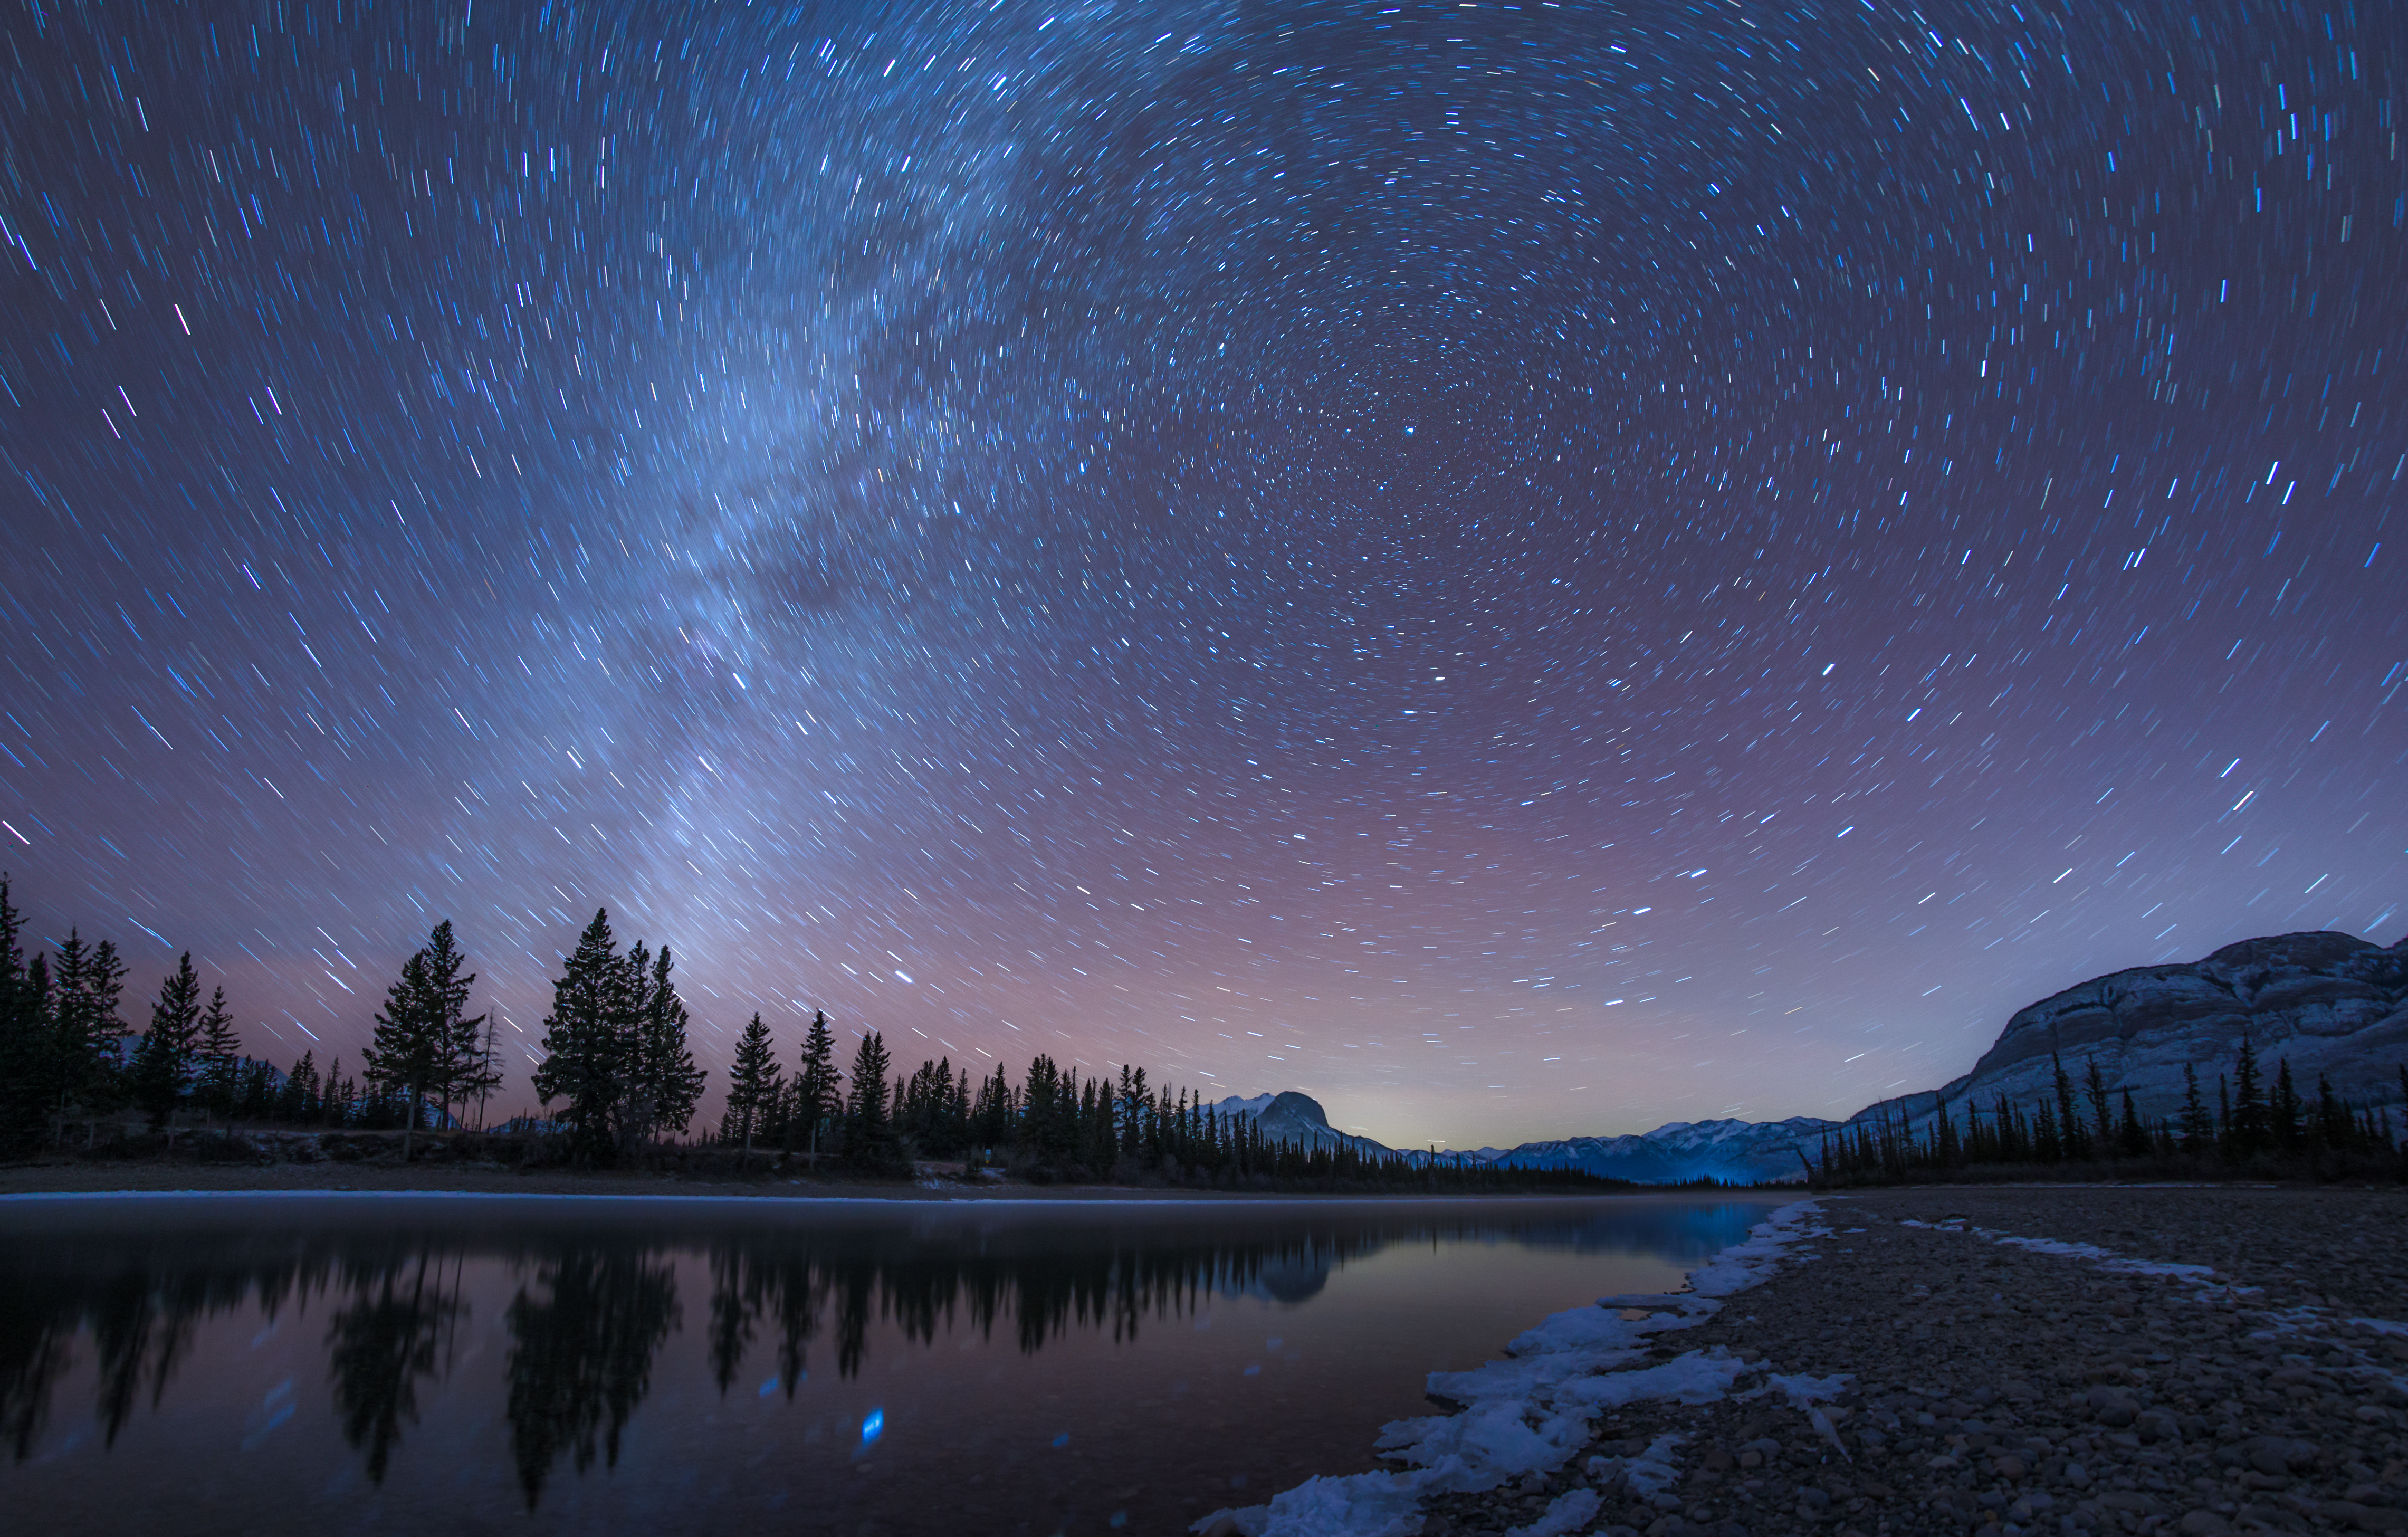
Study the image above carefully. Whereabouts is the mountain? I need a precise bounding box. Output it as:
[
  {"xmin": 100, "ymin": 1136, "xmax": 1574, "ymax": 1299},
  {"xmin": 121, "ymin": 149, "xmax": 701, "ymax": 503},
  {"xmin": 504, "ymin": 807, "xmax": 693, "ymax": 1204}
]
[
  {"xmin": 1485, "ymin": 1116, "xmax": 1841, "ymax": 1186},
  {"xmin": 1841, "ymin": 929, "xmax": 2408, "ymax": 1136},
  {"xmin": 1214, "ymin": 927, "xmax": 2408, "ymax": 1185},
  {"xmin": 1210, "ymin": 1091, "xmax": 1398, "ymax": 1159}
]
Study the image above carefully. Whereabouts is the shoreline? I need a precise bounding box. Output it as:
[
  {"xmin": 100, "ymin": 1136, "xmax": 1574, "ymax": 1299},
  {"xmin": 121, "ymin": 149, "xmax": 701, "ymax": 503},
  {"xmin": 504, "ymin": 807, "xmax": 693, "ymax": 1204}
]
[
  {"xmin": 0, "ymin": 1160, "xmax": 1790, "ymax": 1205},
  {"xmin": 1349, "ymin": 1185, "xmax": 2408, "ymax": 1537}
]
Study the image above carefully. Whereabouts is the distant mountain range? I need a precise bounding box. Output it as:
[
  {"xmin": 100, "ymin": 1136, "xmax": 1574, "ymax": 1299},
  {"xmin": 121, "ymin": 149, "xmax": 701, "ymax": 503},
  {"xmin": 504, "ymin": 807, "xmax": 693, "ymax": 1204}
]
[{"xmin": 1215, "ymin": 928, "xmax": 2408, "ymax": 1185}]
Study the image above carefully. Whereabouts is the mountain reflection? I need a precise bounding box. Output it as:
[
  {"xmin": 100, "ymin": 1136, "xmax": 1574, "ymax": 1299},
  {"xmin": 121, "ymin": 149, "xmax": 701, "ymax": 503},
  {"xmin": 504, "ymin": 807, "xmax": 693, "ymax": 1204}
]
[{"xmin": 0, "ymin": 1197, "xmax": 1769, "ymax": 1507}]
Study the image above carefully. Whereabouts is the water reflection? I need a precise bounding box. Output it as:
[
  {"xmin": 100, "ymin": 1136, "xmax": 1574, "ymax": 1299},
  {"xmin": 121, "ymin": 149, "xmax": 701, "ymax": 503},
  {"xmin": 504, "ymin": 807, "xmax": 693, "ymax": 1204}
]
[
  {"xmin": 327, "ymin": 1254, "xmax": 467, "ymax": 1483},
  {"xmin": 0, "ymin": 1196, "xmax": 1772, "ymax": 1530},
  {"xmin": 508, "ymin": 1248, "xmax": 681, "ymax": 1505}
]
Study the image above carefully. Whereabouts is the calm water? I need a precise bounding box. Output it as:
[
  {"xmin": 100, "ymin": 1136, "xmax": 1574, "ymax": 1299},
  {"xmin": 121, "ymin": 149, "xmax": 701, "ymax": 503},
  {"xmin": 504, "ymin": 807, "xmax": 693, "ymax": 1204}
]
[{"xmin": 0, "ymin": 1192, "xmax": 1775, "ymax": 1536}]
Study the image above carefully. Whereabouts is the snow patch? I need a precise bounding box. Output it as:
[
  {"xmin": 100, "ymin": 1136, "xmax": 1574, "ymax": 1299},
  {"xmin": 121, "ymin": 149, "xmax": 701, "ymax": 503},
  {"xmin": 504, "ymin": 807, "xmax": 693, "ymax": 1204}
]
[
  {"xmin": 1588, "ymin": 1430, "xmax": 1687, "ymax": 1495},
  {"xmin": 1505, "ymin": 1486, "xmax": 1601, "ymax": 1537},
  {"xmin": 1898, "ymin": 1218, "xmax": 2225, "ymax": 1287}
]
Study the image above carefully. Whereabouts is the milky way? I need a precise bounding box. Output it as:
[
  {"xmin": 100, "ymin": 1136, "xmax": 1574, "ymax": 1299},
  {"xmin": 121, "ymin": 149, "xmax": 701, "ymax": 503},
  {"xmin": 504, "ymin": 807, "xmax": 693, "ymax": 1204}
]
[{"xmin": 2, "ymin": 1, "xmax": 2403, "ymax": 1146}]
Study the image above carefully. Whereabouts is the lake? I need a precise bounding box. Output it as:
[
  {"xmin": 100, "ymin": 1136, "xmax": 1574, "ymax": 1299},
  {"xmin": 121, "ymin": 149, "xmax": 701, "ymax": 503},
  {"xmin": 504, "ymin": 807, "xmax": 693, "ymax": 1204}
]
[{"xmin": 0, "ymin": 1192, "xmax": 1778, "ymax": 1535}]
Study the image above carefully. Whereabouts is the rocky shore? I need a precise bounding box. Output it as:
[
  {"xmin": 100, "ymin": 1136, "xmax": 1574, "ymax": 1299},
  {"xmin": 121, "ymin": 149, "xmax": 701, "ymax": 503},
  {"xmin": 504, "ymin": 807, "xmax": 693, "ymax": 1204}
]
[{"xmin": 1424, "ymin": 1186, "xmax": 2408, "ymax": 1537}]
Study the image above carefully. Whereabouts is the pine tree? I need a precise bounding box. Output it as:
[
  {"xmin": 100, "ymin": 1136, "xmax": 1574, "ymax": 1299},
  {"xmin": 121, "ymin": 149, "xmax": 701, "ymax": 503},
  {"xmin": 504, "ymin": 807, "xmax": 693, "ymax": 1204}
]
[
  {"xmin": 364, "ymin": 921, "xmax": 483, "ymax": 1161},
  {"xmin": 236, "ymin": 1056, "xmax": 276, "ymax": 1121},
  {"xmin": 2177, "ymin": 1063, "xmax": 2214, "ymax": 1151},
  {"xmin": 424, "ymin": 921, "xmax": 486, "ymax": 1138},
  {"xmin": 0, "ymin": 875, "xmax": 45, "ymax": 1147},
  {"xmin": 2082, "ymin": 1056, "xmax": 2113, "ymax": 1160},
  {"xmin": 455, "ymin": 1014, "xmax": 506, "ymax": 1131},
  {"xmin": 324, "ymin": 1056, "xmax": 350, "ymax": 1127},
  {"xmin": 130, "ymin": 952, "xmax": 205, "ymax": 1130},
  {"xmin": 195, "ymin": 987, "xmax": 240, "ymax": 1124},
  {"xmin": 2050, "ymin": 1053, "xmax": 2084, "ymax": 1158},
  {"xmin": 282, "ymin": 1050, "xmax": 322, "ymax": 1123},
  {"xmin": 2313, "ymin": 1073, "xmax": 2352, "ymax": 1151},
  {"xmin": 843, "ymin": 1032, "xmax": 895, "ymax": 1168},
  {"xmin": 532, "ymin": 910, "xmax": 634, "ymax": 1164},
  {"xmin": 787, "ymin": 1011, "xmax": 840, "ymax": 1161},
  {"xmin": 49, "ymin": 931, "xmax": 129, "ymax": 1143},
  {"xmin": 2270, "ymin": 1058, "xmax": 2302, "ymax": 1151},
  {"xmin": 625, "ymin": 944, "xmax": 706, "ymax": 1151},
  {"xmin": 2117, "ymin": 1088, "xmax": 2149, "ymax": 1158},
  {"xmin": 724, "ymin": 1014, "xmax": 780, "ymax": 1170},
  {"xmin": 2228, "ymin": 1037, "xmax": 2267, "ymax": 1158},
  {"xmin": 970, "ymin": 1062, "xmax": 1015, "ymax": 1156},
  {"xmin": 1116, "ymin": 1064, "xmax": 1151, "ymax": 1159}
]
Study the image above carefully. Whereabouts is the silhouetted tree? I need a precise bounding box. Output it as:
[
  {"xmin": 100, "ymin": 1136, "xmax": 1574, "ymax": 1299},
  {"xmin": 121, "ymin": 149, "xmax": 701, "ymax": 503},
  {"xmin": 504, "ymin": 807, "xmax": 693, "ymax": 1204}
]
[
  {"xmin": 2270, "ymin": 1057, "xmax": 2302, "ymax": 1151},
  {"xmin": 0, "ymin": 876, "xmax": 49, "ymax": 1148},
  {"xmin": 48, "ymin": 930, "xmax": 129, "ymax": 1143},
  {"xmin": 533, "ymin": 911, "xmax": 633, "ymax": 1164},
  {"xmin": 364, "ymin": 921, "xmax": 483, "ymax": 1160},
  {"xmin": 130, "ymin": 953, "xmax": 204, "ymax": 1130},
  {"xmin": 2227, "ymin": 1036, "xmax": 2268, "ymax": 1158},
  {"xmin": 623, "ymin": 943, "xmax": 705, "ymax": 1150},
  {"xmin": 2177, "ymin": 1063, "xmax": 2214, "ymax": 1150},
  {"xmin": 787, "ymin": 1010, "xmax": 839, "ymax": 1161},
  {"xmin": 2082, "ymin": 1056, "xmax": 2113, "ymax": 1159},
  {"xmin": 2049, "ymin": 1053, "xmax": 2084, "ymax": 1159},
  {"xmin": 2117, "ymin": 1087, "xmax": 2150, "ymax": 1157},
  {"xmin": 723, "ymin": 1014, "xmax": 779, "ymax": 1170},
  {"xmin": 194, "ymin": 987, "xmax": 240, "ymax": 1124},
  {"xmin": 843, "ymin": 1032, "xmax": 896, "ymax": 1170}
]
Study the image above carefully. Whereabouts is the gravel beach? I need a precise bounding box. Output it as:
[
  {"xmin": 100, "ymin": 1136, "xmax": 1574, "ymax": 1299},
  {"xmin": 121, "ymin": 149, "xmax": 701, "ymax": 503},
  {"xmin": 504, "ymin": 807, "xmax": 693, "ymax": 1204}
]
[{"xmin": 1422, "ymin": 1186, "xmax": 2408, "ymax": 1537}]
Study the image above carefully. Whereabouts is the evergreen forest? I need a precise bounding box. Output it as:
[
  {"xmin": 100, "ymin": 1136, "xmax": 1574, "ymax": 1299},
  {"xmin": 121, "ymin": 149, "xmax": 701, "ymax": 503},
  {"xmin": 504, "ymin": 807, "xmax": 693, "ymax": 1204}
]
[
  {"xmin": 1808, "ymin": 1043, "xmax": 2408, "ymax": 1186},
  {"xmin": 0, "ymin": 875, "xmax": 1617, "ymax": 1192}
]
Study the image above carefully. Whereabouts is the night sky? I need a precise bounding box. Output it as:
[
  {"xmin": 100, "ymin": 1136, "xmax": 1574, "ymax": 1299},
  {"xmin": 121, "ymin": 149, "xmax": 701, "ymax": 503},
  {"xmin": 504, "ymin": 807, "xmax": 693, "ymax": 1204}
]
[{"xmin": 3, "ymin": 1, "xmax": 2402, "ymax": 1149}]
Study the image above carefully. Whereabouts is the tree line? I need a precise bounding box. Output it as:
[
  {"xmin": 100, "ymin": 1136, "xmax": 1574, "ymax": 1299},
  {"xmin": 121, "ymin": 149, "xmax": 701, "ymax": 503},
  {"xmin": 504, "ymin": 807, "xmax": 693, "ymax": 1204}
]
[
  {"xmin": 713, "ymin": 1005, "xmax": 1624, "ymax": 1190},
  {"xmin": 0, "ymin": 874, "xmax": 1627, "ymax": 1191},
  {"xmin": 1811, "ymin": 1040, "xmax": 2408, "ymax": 1185},
  {"xmin": 0, "ymin": 876, "xmax": 699, "ymax": 1156}
]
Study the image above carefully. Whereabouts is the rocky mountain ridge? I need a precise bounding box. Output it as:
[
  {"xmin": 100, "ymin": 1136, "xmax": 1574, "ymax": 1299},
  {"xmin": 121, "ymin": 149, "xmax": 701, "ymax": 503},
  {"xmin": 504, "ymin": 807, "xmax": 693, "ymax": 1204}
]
[
  {"xmin": 1840, "ymin": 928, "xmax": 2408, "ymax": 1142},
  {"xmin": 1218, "ymin": 928, "xmax": 2408, "ymax": 1185}
]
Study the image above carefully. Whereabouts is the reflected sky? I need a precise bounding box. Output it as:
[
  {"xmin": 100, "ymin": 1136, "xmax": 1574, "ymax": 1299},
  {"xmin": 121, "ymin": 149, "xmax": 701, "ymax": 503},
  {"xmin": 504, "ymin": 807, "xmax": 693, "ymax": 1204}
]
[{"xmin": 1, "ymin": 1194, "xmax": 1772, "ymax": 1534}]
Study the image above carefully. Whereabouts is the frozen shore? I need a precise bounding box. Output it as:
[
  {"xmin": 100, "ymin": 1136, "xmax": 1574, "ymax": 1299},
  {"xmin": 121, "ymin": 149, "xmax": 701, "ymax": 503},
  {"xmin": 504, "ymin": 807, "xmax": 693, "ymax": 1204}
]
[{"xmin": 1203, "ymin": 1186, "xmax": 2408, "ymax": 1537}]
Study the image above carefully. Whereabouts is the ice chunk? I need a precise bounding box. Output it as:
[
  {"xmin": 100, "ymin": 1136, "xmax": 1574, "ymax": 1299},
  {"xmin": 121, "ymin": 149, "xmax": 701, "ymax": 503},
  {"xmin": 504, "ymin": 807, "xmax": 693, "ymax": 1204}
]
[
  {"xmin": 1557, "ymin": 1349, "xmax": 1754, "ymax": 1411},
  {"xmin": 1377, "ymin": 1397, "xmax": 1594, "ymax": 1485},
  {"xmin": 1594, "ymin": 1292, "xmax": 1711, "ymax": 1310},
  {"xmin": 1190, "ymin": 1468, "xmax": 1425, "ymax": 1537},
  {"xmin": 1760, "ymin": 1370, "xmax": 1853, "ymax": 1409},
  {"xmin": 1504, "ymin": 1302, "xmax": 1661, "ymax": 1359},
  {"xmin": 1619, "ymin": 1431, "xmax": 1688, "ymax": 1494}
]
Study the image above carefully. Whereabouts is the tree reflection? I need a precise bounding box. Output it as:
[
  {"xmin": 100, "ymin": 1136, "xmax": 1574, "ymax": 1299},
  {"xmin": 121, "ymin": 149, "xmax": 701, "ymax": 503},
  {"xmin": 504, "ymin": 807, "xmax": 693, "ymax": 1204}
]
[
  {"xmin": 504, "ymin": 1246, "xmax": 681, "ymax": 1509},
  {"xmin": 0, "ymin": 1245, "xmax": 327, "ymax": 1458},
  {"xmin": 326, "ymin": 1254, "xmax": 468, "ymax": 1484},
  {"xmin": 692, "ymin": 1227, "xmax": 1376, "ymax": 1397},
  {"xmin": 1, "ymin": 1197, "xmax": 1779, "ymax": 1512},
  {"xmin": 0, "ymin": 1272, "xmax": 82, "ymax": 1462}
]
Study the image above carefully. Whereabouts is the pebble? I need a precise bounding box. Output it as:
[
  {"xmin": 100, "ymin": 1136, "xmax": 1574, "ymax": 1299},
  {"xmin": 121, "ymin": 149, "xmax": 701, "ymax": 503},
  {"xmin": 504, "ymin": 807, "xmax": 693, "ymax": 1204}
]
[{"xmin": 1416, "ymin": 1186, "xmax": 2408, "ymax": 1537}]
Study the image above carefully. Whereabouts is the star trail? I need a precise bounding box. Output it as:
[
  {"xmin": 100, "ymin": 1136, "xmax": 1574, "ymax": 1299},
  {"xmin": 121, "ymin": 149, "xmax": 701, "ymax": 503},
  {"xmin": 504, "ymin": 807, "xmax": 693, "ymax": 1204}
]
[{"xmin": 2, "ymin": 0, "xmax": 2402, "ymax": 1147}]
